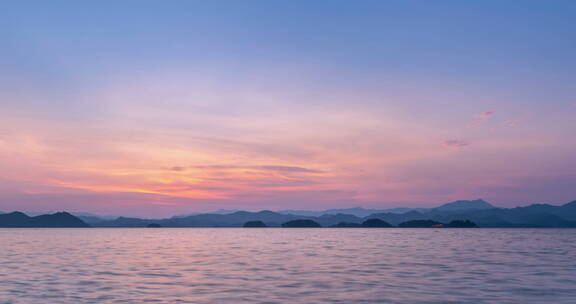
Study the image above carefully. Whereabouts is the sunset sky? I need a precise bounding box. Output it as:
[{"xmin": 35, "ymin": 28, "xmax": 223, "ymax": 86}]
[{"xmin": 1, "ymin": 1, "xmax": 575, "ymax": 217}]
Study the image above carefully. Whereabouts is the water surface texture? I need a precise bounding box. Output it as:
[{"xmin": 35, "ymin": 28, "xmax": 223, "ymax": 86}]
[{"xmin": 1, "ymin": 229, "xmax": 575, "ymax": 304}]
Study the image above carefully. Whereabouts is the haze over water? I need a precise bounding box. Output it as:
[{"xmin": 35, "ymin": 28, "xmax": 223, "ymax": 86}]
[{"xmin": 1, "ymin": 228, "xmax": 575, "ymax": 304}]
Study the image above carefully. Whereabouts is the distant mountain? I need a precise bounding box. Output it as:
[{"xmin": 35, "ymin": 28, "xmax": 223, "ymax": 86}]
[
  {"xmin": 171, "ymin": 210, "xmax": 299, "ymax": 227},
  {"xmin": 367, "ymin": 211, "xmax": 427, "ymax": 226},
  {"xmin": 276, "ymin": 209, "xmax": 325, "ymax": 217},
  {"xmin": 399, "ymin": 220, "xmax": 443, "ymax": 228},
  {"xmin": 0, "ymin": 211, "xmax": 116, "ymax": 225},
  {"xmin": 563, "ymin": 200, "xmax": 576, "ymax": 209},
  {"xmin": 278, "ymin": 206, "xmax": 427, "ymax": 217},
  {"xmin": 433, "ymin": 199, "xmax": 495, "ymax": 212},
  {"xmin": 95, "ymin": 216, "xmax": 156, "ymax": 227},
  {"xmin": 278, "ymin": 200, "xmax": 493, "ymax": 217},
  {"xmin": 320, "ymin": 207, "xmax": 415, "ymax": 217},
  {"xmin": 73, "ymin": 212, "xmax": 119, "ymax": 225},
  {"xmin": 282, "ymin": 219, "xmax": 321, "ymax": 228},
  {"xmin": 0, "ymin": 212, "xmax": 90, "ymax": 228},
  {"xmin": 171, "ymin": 209, "xmax": 242, "ymax": 219},
  {"xmin": 396, "ymin": 219, "xmax": 478, "ymax": 228},
  {"xmin": 243, "ymin": 220, "xmax": 267, "ymax": 228},
  {"xmin": 15, "ymin": 199, "xmax": 575, "ymax": 228},
  {"xmin": 97, "ymin": 210, "xmax": 293, "ymax": 227},
  {"xmin": 315, "ymin": 213, "xmax": 363, "ymax": 226},
  {"xmin": 367, "ymin": 201, "xmax": 576, "ymax": 228},
  {"xmin": 72, "ymin": 212, "xmax": 118, "ymax": 220},
  {"xmin": 361, "ymin": 218, "xmax": 393, "ymax": 228},
  {"xmin": 76, "ymin": 215, "xmax": 108, "ymax": 225},
  {"xmin": 382, "ymin": 207, "xmax": 429, "ymax": 214},
  {"xmin": 93, "ymin": 210, "xmax": 365, "ymax": 228}
]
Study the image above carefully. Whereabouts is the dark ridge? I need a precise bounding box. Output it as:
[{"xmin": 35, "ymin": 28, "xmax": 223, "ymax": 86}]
[
  {"xmin": 9, "ymin": 199, "xmax": 576, "ymax": 228},
  {"xmin": 399, "ymin": 220, "xmax": 443, "ymax": 228},
  {"xmin": 243, "ymin": 220, "xmax": 267, "ymax": 228},
  {"xmin": 361, "ymin": 218, "xmax": 393, "ymax": 228},
  {"xmin": 332, "ymin": 222, "xmax": 362, "ymax": 228},
  {"xmin": 282, "ymin": 219, "xmax": 322, "ymax": 228},
  {"xmin": 446, "ymin": 220, "xmax": 478, "ymax": 228},
  {"xmin": 0, "ymin": 212, "xmax": 32, "ymax": 227},
  {"xmin": 0, "ymin": 212, "xmax": 89, "ymax": 228}
]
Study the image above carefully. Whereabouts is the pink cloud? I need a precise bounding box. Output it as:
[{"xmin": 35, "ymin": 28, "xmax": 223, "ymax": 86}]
[
  {"xmin": 504, "ymin": 113, "xmax": 532, "ymax": 127},
  {"xmin": 478, "ymin": 110, "xmax": 495, "ymax": 119},
  {"xmin": 467, "ymin": 110, "xmax": 496, "ymax": 127},
  {"xmin": 442, "ymin": 139, "xmax": 470, "ymax": 149}
]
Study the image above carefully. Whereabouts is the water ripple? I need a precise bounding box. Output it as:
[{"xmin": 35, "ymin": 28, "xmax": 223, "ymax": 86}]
[{"xmin": 1, "ymin": 228, "xmax": 575, "ymax": 303}]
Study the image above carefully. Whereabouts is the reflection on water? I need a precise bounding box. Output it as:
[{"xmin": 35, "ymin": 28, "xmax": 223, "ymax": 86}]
[{"xmin": 1, "ymin": 228, "xmax": 575, "ymax": 303}]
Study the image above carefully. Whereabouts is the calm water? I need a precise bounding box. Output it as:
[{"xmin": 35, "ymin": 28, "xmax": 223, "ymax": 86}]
[{"xmin": 1, "ymin": 229, "xmax": 575, "ymax": 304}]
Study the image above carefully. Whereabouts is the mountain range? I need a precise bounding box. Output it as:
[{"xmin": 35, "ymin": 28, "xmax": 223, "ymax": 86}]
[
  {"xmin": 277, "ymin": 199, "xmax": 493, "ymax": 217},
  {"xmin": 2, "ymin": 199, "xmax": 576, "ymax": 228},
  {"xmin": 0, "ymin": 212, "xmax": 90, "ymax": 228}
]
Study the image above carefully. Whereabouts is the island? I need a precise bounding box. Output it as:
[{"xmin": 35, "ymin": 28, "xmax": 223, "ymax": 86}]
[
  {"xmin": 243, "ymin": 220, "xmax": 267, "ymax": 227},
  {"xmin": 281, "ymin": 219, "xmax": 322, "ymax": 228}
]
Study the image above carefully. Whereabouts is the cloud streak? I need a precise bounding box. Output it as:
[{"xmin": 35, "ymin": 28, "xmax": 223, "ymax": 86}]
[
  {"xmin": 478, "ymin": 111, "xmax": 495, "ymax": 119},
  {"xmin": 467, "ymin": 110, "xmax": 495, "ymax": 127},
  {"xmin": 442, "ymin": 139, "xmax": 470, "ymax": 149},
  {"xmin": 171, "ymin": 165, "xmax": 323, "ymax": 174}
]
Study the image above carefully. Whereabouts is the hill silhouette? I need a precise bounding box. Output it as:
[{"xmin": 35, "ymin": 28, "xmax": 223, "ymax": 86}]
[
  {"xmin": 332, "ymin": 222, "xmax": 363, "ymax": 227},
  {"xmin": 362, "ymin": 218, "xmax": 393, "ymax": 227},
  {"xmin": 399, "ymin": 220, "xmax": 443, "ymax": 228},
  {"xmin": 366, "ymin": 200, "xmax": 576, "ymax": 228},
  {"xmin": 446, "ymin": 220, "xmax": 478, "ymax": 228},
  {"xmin": 434, "ymin": 199, "xmax": 494, "ymax": 212},
  {"xmin": 277, "ymin": 199, "xmax": 493, "ymax": 217},
  {"xmin": 282, "ymin": 219, "xmax": 322, "ymax": 228},
  {"xmin": 0, "ymin": 212, "xmax": 89, "ymax": 228},
  {"xmin": 243, "ymin": 220, "xmax": 267, "ymax": 227},
  {"xmin": 7, "ymin": 199, "xmax": 576, "ymax": 228}
]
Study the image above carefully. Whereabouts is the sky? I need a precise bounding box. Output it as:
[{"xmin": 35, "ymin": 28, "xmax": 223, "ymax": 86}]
[{"xmin": 1, "ymin": 0, "xmax": 575, "ymax": 217}]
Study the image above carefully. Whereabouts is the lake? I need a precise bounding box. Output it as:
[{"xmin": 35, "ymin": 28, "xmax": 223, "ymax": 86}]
[{"xmin": 1, "ymin": 228, "xmax": 575, "ymax": 303}]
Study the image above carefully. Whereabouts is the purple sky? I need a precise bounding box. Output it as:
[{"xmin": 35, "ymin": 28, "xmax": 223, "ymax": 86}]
[{"xmin": 1, "ymin": 1, "xmax": 575, "ymax": 216}]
